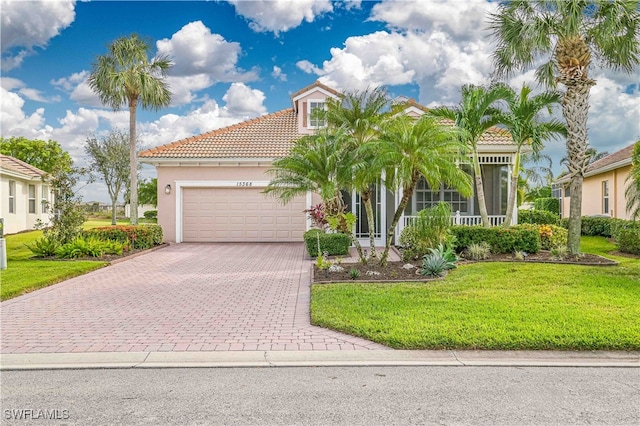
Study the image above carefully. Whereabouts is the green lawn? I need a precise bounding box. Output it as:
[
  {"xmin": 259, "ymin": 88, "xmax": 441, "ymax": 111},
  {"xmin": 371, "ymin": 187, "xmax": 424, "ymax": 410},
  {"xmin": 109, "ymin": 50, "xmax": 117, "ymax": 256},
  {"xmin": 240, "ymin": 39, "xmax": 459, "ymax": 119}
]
[
  {"xmin": 311, "ymin": 236, "xmax": 640, "ymax": 350},
  {"xmin": 1, "ymin": 229, "xmax": 107, "ymax": 301}
]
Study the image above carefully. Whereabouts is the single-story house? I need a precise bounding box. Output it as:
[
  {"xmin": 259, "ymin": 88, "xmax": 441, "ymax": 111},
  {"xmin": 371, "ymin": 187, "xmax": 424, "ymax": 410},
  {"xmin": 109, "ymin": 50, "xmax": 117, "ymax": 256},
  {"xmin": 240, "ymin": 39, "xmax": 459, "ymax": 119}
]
[
  {"xmin": 553, "ymin": 143, "xmax": 636, "ymax": 220},
  {"xmin": 0, "ymin": 154, "xmax": 53, "ymax": 235},
  {"xmin": 140, "ymin": 81, "xmax": 518, "ymax": 245}
]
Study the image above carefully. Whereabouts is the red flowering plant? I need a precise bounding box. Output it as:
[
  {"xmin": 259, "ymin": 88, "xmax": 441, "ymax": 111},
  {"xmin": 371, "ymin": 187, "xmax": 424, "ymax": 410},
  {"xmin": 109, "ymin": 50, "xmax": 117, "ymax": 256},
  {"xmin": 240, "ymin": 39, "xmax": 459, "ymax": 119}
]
[{"xmin": 304, "ymin": 204, "xmax": 329, "ymax": 231}]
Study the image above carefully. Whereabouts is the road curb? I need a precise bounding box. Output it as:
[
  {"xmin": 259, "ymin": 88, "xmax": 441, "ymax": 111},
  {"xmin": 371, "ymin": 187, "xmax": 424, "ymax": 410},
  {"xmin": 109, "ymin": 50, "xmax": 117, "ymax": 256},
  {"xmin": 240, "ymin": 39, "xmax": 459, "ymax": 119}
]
[{"xmin": 2, "ymin": 350, "xmax": 638, "ymax": 370}]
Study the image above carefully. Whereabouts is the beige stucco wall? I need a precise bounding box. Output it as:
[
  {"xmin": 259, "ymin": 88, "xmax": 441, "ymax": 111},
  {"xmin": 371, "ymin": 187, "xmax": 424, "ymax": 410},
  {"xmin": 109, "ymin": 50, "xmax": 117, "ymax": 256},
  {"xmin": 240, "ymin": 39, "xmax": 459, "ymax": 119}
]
[
  {"xmin": 1, "ymin": 175, "xmax": 53, "ymax": 235},
  {"xmin": 560, "ymin": 165, "xmax": 632, "ymax": 219}
]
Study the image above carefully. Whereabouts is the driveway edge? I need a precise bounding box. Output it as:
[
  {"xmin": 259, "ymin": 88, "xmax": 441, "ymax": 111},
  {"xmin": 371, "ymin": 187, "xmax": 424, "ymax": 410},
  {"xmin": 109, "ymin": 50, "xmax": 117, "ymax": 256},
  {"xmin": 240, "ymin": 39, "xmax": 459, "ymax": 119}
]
[{"xmin": 2, "ymin": 350, "xmax": 638, "ymax": 370}]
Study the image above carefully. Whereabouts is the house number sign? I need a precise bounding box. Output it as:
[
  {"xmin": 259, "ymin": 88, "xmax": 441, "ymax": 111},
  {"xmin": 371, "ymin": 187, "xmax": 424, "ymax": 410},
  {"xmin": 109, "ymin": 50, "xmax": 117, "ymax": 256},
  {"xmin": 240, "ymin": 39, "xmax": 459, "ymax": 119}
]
[{"xmin": 236, "ymin": 181, "xmax": 253, "ymax": 187}]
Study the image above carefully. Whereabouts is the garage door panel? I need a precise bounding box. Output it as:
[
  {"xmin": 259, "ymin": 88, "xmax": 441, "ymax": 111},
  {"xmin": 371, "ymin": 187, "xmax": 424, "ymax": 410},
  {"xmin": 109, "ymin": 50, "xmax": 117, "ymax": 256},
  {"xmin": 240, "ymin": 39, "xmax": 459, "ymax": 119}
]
[{"xmin": 182, "ymin": 187, "xmax": 306, "ymax": 242}]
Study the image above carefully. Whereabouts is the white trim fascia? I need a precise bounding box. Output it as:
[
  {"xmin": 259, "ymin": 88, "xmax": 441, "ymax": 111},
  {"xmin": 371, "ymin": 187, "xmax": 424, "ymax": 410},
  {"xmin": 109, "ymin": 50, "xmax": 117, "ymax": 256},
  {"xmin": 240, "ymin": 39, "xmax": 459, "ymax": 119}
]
[
  {"xmin": 553, "ymin": 158, "xmax": 633, "ymax": 185},
  {"xmin": 0, "ymin": 169, "xmax": 47, "ymax": 181},
  {"xmin": 139, "ymin": 158, "xmax": 277, "ymax": 167},
  {"xmin": 475, "ymin": 144, "xmax": 518, "ymax": 153},
  {"xmin": 403, "ymin": 106, "xmax": 426, "ymax": 116},
  {"xmin": 291, "ymin": 87, "xmax": 340, "ymax": 106},
  {"xmin": 174, "ymin": 179, "xmax": 272, "ymax": 243}
]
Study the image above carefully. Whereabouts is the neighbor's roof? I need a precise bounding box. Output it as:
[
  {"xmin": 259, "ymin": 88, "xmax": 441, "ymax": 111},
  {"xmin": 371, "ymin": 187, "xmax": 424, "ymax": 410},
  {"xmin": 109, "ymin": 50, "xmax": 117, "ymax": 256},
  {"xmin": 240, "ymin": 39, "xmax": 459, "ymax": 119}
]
[
  {"xmin": 140, "ymin": 99, "xmax": 514, "ymax": 160},
  {"xmin": 554, "ymin": 143, "xmax": 635, "ymax": 184},
  {"xmin": 0, "ymin": 154, "xmax": 48, "ymax": 179},
  {"xmin": 139, "ymin": 109, "xmax": 299, "ymax": 159}
]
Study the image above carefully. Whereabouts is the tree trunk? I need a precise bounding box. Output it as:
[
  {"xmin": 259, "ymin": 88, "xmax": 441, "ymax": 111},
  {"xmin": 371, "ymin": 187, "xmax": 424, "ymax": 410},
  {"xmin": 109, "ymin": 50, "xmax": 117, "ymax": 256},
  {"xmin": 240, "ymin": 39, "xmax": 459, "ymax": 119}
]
[
  {"xmin": 129, "ymin": 100, "xmax": 138, "ymax": 226},
  {"xmin": 379, "ymin": 174, "xmax": 419, "ymax": 266},
  {"xmin": 361, "ymin": 188, "xmax": 378, "ymax": 260},
  {"xmin": 111, "ymin": 198, "xmax": 117, "ymax": 226},
  {"xmin": 559, "ymin": 77, "xmax": 595, "ymax": 255},
  {"xmin": 473, "ymin": 150, "xmax": 490, "ymax": 227},
  {"xmin": 503, "ymin": 149, "xmax": 521, "ymax": 227}
]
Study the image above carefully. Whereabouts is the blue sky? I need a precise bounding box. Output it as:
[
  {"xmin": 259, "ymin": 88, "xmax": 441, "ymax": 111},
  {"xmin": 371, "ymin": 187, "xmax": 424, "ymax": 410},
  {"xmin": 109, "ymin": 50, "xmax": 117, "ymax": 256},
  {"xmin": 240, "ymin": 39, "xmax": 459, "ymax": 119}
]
[{"xmin": 2, "ymin": 0, "xmax": 639, "ymax": 203}]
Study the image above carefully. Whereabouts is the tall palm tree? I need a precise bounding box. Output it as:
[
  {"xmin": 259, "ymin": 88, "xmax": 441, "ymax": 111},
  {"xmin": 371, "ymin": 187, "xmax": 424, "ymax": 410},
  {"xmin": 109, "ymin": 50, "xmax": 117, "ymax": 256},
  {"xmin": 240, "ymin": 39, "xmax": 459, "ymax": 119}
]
[
  {"xmin": 88, "ymin": 34, "xmax": 172, "ymax": 225},
  {"xmin": 325, "ymin": 87, "xmax": 394, "ymax": 260},
  {"xmin": 372, "ymin": 115, "xmax": 473, "ymax": 266},
  {"xmin": 500, "ymin": 84, "xmax": 565, "ymax": 226},
  {"xmin": 264, "ymin": 130, "xmax": 366, "ymax": 260},
  {"xmin": 489, "ymin": 0, "xmax": 640, "ymax": 254},
  {"xmin": 429, "ymin": 84, "xmax": 512, "ymax": 227},
  {"xmin": 625, "ymin": 141, "xmax": 640, "ymax": 221}
]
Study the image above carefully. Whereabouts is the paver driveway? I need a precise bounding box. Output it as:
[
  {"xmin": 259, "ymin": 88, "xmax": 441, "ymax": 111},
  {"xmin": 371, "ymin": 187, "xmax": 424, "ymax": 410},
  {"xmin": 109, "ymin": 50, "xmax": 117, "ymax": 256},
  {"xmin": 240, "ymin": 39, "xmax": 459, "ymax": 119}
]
[{"xmin": 1, "ymin": 243, "xmax": 387, "ymax": 353}]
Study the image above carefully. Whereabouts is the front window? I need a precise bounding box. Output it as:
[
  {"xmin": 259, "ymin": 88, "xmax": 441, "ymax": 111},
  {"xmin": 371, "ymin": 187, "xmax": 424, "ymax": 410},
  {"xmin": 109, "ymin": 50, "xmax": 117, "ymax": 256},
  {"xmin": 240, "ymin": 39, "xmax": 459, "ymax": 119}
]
[
  {"xmin": 28, "ymin": 184, "xmax": 36, "ymax": 214},
  {"xmin": 8, "ymin": 180, "xmax": 15, "ymax": 214},
  {"xmin": 42, "ymin": 184, "xmax": 49, "ymax": 213},
  {"xmin": 308, "ymin": 101, "xmax": 326, "ymax": 128},
  {"xmin": 414, "ymin": 177, "xmax": 469, "ymax": 214},
  {"xmin": 602, "ymin": 180, "xmax": 609, "ymax": 214}
]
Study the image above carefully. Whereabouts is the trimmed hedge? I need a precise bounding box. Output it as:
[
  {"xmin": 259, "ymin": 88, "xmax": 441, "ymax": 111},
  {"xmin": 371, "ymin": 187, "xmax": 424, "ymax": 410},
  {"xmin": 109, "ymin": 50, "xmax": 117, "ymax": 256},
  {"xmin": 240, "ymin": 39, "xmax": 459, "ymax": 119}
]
[
  {"xmin": 518, "ymin": 209, "xmax": 560, "ymax": 225},
  {"xmin": 304, "ymin": 229, "xmax": 351, "ymax": 257},
  {"xmin": 83, "ymin": 224, "xmax": 163, "ymax": 250},
  {"xmin": 559, "ymin": 216, "xmax": 628, "ymax": 238},
  {"xmin": 519, "ymin": 223, "xmax": 568, "ymax": 250},
  {"xmin": 143, "ymin": 210, "xmax": 158, "ymax": 219},
  {"xmin": 450, "ymin": 225, "xmax": 540, "ymax": 254},
  {"xmin": 617, "ymin": 227, "xmax": 640, "ymax": 255},
  {"xmin": 534, "ymin": 198, "xmax": 560, "ymax": 215}
]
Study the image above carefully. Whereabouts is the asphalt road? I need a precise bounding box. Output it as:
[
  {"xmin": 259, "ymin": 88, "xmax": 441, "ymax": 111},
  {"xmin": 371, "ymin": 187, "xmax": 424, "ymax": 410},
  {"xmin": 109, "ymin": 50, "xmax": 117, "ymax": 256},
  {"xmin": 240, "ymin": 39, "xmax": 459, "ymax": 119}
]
[{"xmin": 1, "ymin": 366, "xmax": 638, "ymax": 425}]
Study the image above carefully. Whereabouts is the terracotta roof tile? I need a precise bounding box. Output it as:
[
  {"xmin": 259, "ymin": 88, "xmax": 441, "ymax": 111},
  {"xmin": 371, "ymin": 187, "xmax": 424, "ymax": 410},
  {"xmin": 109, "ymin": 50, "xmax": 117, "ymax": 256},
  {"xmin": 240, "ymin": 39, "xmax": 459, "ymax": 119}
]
[{"xmin": 0, "ymin": 154, "xmax": 48, "ymax": 178}]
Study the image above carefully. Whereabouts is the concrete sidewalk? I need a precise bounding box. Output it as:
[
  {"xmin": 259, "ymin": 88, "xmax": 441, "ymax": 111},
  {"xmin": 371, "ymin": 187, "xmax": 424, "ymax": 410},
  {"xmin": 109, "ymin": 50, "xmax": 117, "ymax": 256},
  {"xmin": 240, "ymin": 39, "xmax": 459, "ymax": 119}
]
[{"xmin": 2, "ymin": 350, "xmax": 638, "ymax": 370}]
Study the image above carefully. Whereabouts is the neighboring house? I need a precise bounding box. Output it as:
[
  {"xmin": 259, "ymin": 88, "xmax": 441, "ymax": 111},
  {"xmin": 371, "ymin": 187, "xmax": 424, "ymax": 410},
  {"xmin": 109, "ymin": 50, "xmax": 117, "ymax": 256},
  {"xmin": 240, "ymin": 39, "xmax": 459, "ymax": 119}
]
[
  {"xmin": 0, "ymin": 154, "xmax": 53, "ymax": 235},
  {"xmin": 553, "ymin": 143, "xmax": 635, "ymax": 220},
  {"xmin": 124, "ymin": 204, "xmax": 156, "ymax": 218},
  {"xmin": 140, "ymin": 81, "xmax": 518, "ymax": 245}
]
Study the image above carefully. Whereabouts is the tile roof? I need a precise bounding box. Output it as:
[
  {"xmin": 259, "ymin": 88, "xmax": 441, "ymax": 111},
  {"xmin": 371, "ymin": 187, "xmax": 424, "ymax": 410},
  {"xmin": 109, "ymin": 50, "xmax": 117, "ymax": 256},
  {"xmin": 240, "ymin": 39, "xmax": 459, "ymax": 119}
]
[
  {"xmin": 140, "ymin": 95, "xmax": 514, "ymax": 160},
  {"xmin": 586, "ymin": 143, "xmax": 634, "ymax": 174},
  {"xmin": 139, "ymin": 109, "xmax": 299, "ymax": 159},
  {"xmin": 0, "ymin": 154, "xmax": 48, "ymax": 179}
]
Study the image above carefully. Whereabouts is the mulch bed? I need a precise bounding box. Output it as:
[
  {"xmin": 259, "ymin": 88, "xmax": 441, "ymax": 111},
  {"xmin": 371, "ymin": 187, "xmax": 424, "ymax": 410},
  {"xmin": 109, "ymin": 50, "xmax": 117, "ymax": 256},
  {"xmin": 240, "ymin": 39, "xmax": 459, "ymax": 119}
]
[{"xmin": 312, "ymin": 250, "xmax": 619, "ymax": 284}]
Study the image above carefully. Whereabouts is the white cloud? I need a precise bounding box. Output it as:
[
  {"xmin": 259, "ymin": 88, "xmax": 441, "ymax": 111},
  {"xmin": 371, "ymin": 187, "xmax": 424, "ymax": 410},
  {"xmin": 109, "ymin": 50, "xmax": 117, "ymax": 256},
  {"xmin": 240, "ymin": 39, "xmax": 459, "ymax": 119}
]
[
  {"xmin": 0, "ymin": 86, "xmax": 46, "ymax": 137},
  {"xmin": 222, "ymin": 83, "xmax": 267, "ymax": 117},
  {"xmin": 156, "ymin": 21, "xmax": 258, "ymax": 105},
  {"xmin": 228, "ymin": 0, "xmax": 333, "ymax": 34},
  {"xmin": 296, "ymin": 60, "xmax": 324, "ymax": 75},
  {"xmin": 1, "ymin": 0, "xmax": 76, "ymax": 70},
  {"xmin": 1, "ymin": 77, "xmax": 59, "ymax": 103},
  {"xmin": 271, "ymin": 65, "xmax": 287, "ymax": 81},
  {"xmin": 51, "ymin": 70, "xmax": 102, "ymax": 107}
]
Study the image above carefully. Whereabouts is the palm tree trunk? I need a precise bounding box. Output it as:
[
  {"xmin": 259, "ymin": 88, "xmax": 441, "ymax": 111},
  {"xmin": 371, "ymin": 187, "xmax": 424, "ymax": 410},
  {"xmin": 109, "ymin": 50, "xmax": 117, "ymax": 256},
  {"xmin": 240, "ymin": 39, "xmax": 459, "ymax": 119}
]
[
  {"xmin": 503, "ymin": 149, "xmax": 521, "ymax": 227},
  {"xmin": 129, "ymin": 100, "xmax": 138, "ymax": 226},
  {"xmin": 361, "ymin": 188, "xmax": 378, "ymax": 260},
  {"xmin": 560, "ymin": 78, "xmax": 595, "ymax": 255},
  {"xmin": 379, "ymin": 174, "xmax": 419, "ymax": 266},
  {"xmin": 473, "ymin": 150, "xmax": 490, "ymax": 227}
]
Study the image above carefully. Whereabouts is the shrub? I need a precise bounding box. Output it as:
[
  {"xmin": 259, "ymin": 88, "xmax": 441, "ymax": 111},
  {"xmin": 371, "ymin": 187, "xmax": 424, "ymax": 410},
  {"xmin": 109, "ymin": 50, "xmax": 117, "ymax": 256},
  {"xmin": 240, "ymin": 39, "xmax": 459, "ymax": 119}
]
[
  {"xmin": 25, "ymin": 236, "xmax": 59, "ymax": 257},
  {"xmin": 534, "ymin": 198, "xmax": 560, "ymax": 215},
  {"xmin": 450, "ymin": 226, "xmax": 540, "ymax": 254},
  {"xmin": 519, "ymin": 224, "xmax": 568, "ymax": 250},
  {"xmin": 550, "ymin": 245, "xmax": 569, "ymax": 260},
  {"xmin": 614, "ymin": 222, "xmax": 640, "ymax": 255},
  {"xmin": 518, "ymin": 209, "xmax": 559, "ymax": 225},
  {"xmin": 427, "ymin": 243, "xmax": 458, "ymax": 265},
  {"xmin": 304, "ymin": 229, "xmax": 351, "ymax": 257},
  {"xmin": 83, "ymin": 224, "xmax": 163, "ymax": 249},
  {"xmin": 55, "ymin": 237, "xmax": 115, "ymax": 259},
  {"xmin": 399, "ymin": 202, "xmax": 452, "ymax": 259},
  {"xmin": 349, "ymin": 267, "xmax": 360, "ymax": 280},
  {"xmin": 466, "ymin": 242, "xmax": 491, "ymax": 260},
  {"xmin": 420, "ymin": 252, "xmax": 455, "ymax": 278},
  {"xmin": 143, "ymin": 210, "xmax": 157, "ymax": 219}
]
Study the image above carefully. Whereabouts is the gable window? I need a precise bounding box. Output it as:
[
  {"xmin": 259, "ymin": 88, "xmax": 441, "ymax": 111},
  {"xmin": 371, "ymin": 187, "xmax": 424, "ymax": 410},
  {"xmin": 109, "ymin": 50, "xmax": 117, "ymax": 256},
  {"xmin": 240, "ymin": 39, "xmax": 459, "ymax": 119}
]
[
  {"xmin": 308, "ymin": 100, "xmax": 326, "ymax": 128},
  {"xmin": 8, "ymin": 180, "xmax": 16, "ymax": 214},
  {"xmin": 28, "ymin": 184, "xmax": 36, "ymax": 214},
  {"xmin": 602, "ymin": 180, "xmax": 609, "ymax": 215},
  {"xmin": 42, "ymin": 184, "xmax": 49, "ymax": 213}
]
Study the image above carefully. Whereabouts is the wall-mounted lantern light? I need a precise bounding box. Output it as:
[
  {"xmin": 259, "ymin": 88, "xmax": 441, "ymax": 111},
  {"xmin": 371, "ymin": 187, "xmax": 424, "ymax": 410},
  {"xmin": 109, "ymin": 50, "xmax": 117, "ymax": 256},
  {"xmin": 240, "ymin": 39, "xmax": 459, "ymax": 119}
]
[{"xmin": 165, "ymin": 184, "xmax": 172, "ymax": 194}]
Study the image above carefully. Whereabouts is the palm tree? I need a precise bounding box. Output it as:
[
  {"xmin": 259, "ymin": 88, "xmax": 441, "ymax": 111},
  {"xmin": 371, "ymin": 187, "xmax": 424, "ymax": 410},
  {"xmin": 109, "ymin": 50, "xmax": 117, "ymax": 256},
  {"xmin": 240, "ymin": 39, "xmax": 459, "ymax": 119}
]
[
  {"xmin": 325, "ymin": 87, "xmax": 394, "ymax": 260},
  {"xmin": 489, "ymin": 0, "xmax": 640, "ymax": 254},
  {"xmin": 372, "ymin": 115, "xmax": 473, "ymax": 266},
  {"xmin": 88, "ymin": 34, "xmax": 172, "ymax": 225},
  {"xmin": 264, "ymin": 130, "xmax": 366, "ymax": 260},
  {"xmin": 625, "ymin": 141, "xmax": 640, "ymax": 221},
  {"xmin": 429, "ymin": 84, "xmax": 512, "ymax": 227},
  {"xmin": 500, "ymin": 84, "xmax": 565, "ymax": 226}
]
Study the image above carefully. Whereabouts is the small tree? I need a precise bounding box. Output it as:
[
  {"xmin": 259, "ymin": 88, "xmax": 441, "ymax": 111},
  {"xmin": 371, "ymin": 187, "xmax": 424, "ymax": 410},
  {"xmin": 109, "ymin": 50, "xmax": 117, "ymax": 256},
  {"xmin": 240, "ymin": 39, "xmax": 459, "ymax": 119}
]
[
  {"xmin": 85, "ymin": 129, "xmax": 130, "ymax": 225},
  {"xmin": 138, "ymin": 178, "xmax": 158, "ymax": 207},
  {"xmin": 41, "ymin": 167, "xmax": 88, "ymax": 245}
]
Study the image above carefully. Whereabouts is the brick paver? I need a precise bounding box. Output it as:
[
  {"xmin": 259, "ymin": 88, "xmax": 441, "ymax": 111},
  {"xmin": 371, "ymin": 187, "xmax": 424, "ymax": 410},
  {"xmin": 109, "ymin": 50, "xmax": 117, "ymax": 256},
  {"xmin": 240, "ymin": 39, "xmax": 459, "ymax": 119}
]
[{"xmin": 1, "ymin": 243, "xmax": 388, "ymax": 353}]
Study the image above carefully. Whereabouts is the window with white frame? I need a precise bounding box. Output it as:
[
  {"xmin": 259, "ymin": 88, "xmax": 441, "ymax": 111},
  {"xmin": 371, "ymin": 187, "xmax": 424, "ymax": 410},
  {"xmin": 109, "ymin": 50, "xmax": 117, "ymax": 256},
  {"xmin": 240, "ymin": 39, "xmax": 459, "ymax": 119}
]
[
  {"xmin": 414, "ymin": 177, "xmax": 470, "ymax": 214},
  {"xmin": 41, "ymin": 184, "xmax": 49, "ymax": 213},
  {"xmin": 602, "ymin": 180, "xmax": 609, "ymax": 214},
  {"xmin": 308, "ymin": 100, "xmax": 326, "ymax": 128},
  {"xmin": 28, "ymin": 184, "xmax": 36, "ymax": 214},
  {"xmin": 8, "ymin": 180, "xmax": 16, "ymax": 214}
]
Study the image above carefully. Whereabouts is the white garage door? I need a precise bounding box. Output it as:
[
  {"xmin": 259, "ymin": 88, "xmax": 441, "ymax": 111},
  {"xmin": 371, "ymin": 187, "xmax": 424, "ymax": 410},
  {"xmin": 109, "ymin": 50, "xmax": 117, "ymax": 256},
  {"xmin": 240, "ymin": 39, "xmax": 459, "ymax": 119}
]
[{"xmin": 182, "ymin": 187, "xmax": 306, "ymax": 242}]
